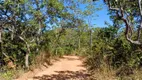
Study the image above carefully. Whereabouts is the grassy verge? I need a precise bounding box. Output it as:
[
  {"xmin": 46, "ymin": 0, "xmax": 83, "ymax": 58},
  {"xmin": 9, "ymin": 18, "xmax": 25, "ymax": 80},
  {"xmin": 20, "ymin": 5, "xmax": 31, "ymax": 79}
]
[{"xmin": 0, "ymin": 69, "xmax": 24, "ymax": 80}]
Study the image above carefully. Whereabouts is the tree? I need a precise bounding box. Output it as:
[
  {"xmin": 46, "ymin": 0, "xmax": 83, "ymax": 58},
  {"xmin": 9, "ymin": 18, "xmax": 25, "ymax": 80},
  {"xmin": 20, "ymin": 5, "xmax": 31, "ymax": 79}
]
[{"xmin": 103, "ymin": 0, "xmax": 142, "ymax": 45}]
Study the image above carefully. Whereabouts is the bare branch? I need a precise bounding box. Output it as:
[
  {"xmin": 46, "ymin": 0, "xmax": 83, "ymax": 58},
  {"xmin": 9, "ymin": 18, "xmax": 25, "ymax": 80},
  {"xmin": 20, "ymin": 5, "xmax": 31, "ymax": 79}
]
[
  {"xmin": 19, "ymin": 36, "xmax": 31, "ymax": 68},
  {"xmin": 0, "ymin": 27, "xmax": 2, "ymax": 43},
  {"xmin": 19, "ymin": 36, "xmax": 31, "ymax": 53},
  {"xmin": 105, "ymin": 0, "xmax": 142, "ymax": 45},
  {"xmin": 126, "ymin": 34, "xmax": 141, "ymax": 45},
  {"xmin": 137, "ymin": 0, "xmax": 142, "ymax": 40},
  {"xmin": 139, "ymin": 0, "xmax": 142, "ymax": 16}
]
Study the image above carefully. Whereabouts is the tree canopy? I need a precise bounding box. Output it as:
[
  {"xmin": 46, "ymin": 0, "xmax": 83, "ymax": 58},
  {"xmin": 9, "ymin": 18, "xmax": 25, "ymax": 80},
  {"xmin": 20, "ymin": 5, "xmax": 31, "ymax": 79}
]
[
  {"xmin": 103, "ymin": 0, "xmax": 142, "ymax": 45},
  {"xmin": 1, "ymin": 0, "xmax": 142, "ymax": 80}
]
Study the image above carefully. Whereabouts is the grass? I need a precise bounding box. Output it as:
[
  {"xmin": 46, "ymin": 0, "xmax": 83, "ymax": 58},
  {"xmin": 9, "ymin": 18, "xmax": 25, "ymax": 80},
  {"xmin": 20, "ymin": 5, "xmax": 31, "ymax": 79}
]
[
  {"xmin": 0, "ymin": 68, "xmax": 24, "ymax": 80},
  {"xmin": 84, "ymin": 55, "xmax": 142, "ymax": 80},
  {"xmin": 0, "ymin": 51, "xmax": 52, "ymax": 80},
  {"xmin": 88, "ymin": 65, "xmax": 142, "ymax": 80}
]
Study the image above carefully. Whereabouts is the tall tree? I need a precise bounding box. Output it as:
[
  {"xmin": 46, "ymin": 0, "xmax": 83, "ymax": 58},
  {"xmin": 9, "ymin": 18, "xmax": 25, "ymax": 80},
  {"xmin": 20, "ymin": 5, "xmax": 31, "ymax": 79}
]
[{"xmin": 103, "ymin": 0, "xmax": 142, "ymax": 45}]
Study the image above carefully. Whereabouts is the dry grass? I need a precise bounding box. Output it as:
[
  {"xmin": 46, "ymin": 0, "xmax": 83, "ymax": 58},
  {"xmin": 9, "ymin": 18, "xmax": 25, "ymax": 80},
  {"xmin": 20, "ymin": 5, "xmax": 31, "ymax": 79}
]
[
  {"xmin": 84, "ymin": 53, "xmax": 142, "ymax": 80},
  {"xmin": 88, "ymin": 65, "xmax": 142, "ymax": 80},
  {"xmin": 29, "ymin": 51, "xmax": 52, "ymax": 71},
  {"xmin": 125, "ymin": 69, "xmax": 142, "ymax": 80},
  {"xmin": 0, "ymin": 51, "xmax": 53, "ymax": 80},
  {"xmin": 89, "ymin": 65, "xmax": 118, "ymax": 80}
]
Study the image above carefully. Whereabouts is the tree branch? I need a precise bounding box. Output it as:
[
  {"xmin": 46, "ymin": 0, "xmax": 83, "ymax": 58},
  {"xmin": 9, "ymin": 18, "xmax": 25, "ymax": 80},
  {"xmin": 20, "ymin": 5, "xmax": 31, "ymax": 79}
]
[
  {"xmin": 19, "ymin": 36, "xmax": 31, "ymax": 68},
  {"xmin": 19, "ymin": 36, "xmax": 31, "ymax": 55},
  {"xmin": 104, "ymin": 0, "xmax": 119, "ymax": 11},
  {"xmin": 137, "ymin": 0, "xmax": 142, "ymax": 40},
  {"xmin": 105, "ymin": 0, "xmax": 142, "ymax": 45}
]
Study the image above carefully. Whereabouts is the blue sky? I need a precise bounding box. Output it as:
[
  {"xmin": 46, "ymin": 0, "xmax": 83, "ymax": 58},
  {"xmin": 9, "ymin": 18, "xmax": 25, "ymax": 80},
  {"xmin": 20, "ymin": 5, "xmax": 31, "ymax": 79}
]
[
  {"xmin": 26, "ymin": 0, "xmax": 112, "ymax": 28},
  {"xmin": 93, "ymin": 0, "xmax": 112, "ymax": 27},
  {"xmin": 44, "ymin": 0, "xmax": 112, "ymax": 28},
  {"xmin": 77, "ymin": 0, "xmax": 112, "ymax": 27}
]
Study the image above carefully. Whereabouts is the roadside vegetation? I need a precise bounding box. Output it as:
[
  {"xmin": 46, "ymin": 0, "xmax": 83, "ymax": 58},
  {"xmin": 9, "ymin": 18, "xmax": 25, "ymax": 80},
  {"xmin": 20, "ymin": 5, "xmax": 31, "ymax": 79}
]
[{"xmin": 0, "ymin": 0, "xmax": 142, "ymax": 80}]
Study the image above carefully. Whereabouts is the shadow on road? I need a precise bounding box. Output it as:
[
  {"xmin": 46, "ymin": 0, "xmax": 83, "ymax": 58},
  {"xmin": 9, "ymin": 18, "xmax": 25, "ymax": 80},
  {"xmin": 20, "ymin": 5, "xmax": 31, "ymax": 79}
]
[
  {"xmin": 33, "ymin": 70, "xmax": 90, "ymax": 80},
  {"xmin": 62, "ymin": 56, "xmax": 80, "ymax": 61}
]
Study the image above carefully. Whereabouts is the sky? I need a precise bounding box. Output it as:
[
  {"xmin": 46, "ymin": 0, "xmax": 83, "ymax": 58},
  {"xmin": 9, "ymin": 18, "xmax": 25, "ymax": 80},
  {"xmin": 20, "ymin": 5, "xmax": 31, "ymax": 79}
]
[
  {"xmin": 93, "ymin": 0, "xmax": 112, "ymax": 27},
  {"xmin": 63, "ymin": 0, "xmax": 112, "ymax": 28},
  {"xmin": 25, "ymin": 0, "xmax": 112, "ymax": 28},
  {"xmin": 37, "ymin": 0, "xmax": 112, "ymax": 28},
  {"xmin": 77, "ymin": 0, "xmax": 112, "ymax": 28}
]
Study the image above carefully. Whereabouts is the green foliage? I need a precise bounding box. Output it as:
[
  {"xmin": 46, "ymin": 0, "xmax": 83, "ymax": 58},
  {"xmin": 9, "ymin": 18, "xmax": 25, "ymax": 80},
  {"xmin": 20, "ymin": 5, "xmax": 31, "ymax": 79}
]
[
  {"xmin": 2, "ymin": 0, "xmax": 142, "ymax": 79},
  {"xmin": 85, "ymin": 26, "xmax": 142, "ymax": 79}
]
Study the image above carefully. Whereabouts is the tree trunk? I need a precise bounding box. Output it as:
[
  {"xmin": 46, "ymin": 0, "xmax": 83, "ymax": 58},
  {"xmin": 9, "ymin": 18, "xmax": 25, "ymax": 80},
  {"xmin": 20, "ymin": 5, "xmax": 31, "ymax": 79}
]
[
  {"xmin": 36, "ymin": 21, "xmax": 42, "ymax": 53},
  {"xmin": 0, "ymin": 27, "xmax": 3, "ymax": 59},
  {"xmin": 0, "ymin": 27, "xmax": 2, "ymax": 43},
  {"xmin": 78, "ymin": 29, "xmax": 81, "ymax": 50},
  {"xmin": 25, "ymin": 42, "xmax": 30, "ymax": 69},
  {"xmin": 78, "ymin": 38, "xmax": 80, "ymax": 50},
  {"xmin": 25, "ymin": 53, "xmax": 29, "ymax": 69},
  {"xmin": 19, "ymin": 36, "xmax": 31, "ymax": 69},
  {"xmin": 90, "ymin": 29, "xmax": 92, "ymax": 49},
  {"xmin": 0, "ymin": 27, "xmax": 2, "ymax": 53}
]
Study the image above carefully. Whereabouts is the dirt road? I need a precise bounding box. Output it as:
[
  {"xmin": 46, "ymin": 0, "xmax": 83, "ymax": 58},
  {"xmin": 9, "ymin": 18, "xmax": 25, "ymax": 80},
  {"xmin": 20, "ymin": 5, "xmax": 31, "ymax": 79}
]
[{"xmin": 17, "ymin": 56, "xmax": 90, "ymax": 80}]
